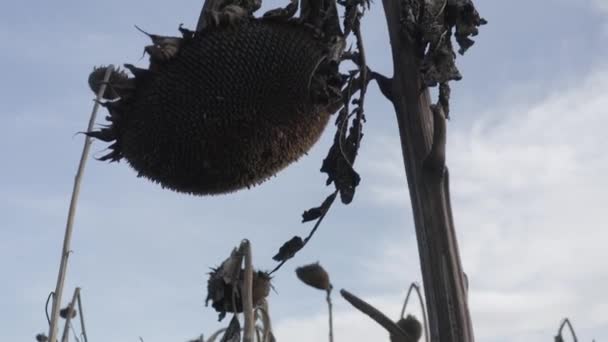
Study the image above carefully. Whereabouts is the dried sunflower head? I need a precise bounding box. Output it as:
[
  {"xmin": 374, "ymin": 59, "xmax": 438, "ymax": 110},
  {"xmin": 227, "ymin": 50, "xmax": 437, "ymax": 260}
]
[
  {"xmin": 86, "ymin": 8, "xmax": 344, "ymax": 196},
  {"xmin": 206, "ymin": 260, "xmax": 272, "ymax": 321}
]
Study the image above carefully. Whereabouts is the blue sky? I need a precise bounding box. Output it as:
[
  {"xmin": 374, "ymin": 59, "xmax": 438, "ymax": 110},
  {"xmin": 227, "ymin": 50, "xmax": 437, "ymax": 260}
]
[{"xmin": 2, "ymin": 0, "xmax": 608, "ymax": 341}]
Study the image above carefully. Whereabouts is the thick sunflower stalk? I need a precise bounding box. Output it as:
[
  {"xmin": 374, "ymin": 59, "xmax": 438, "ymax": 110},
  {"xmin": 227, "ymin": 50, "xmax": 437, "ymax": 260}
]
[{"xmin": 378, "ymin": 0, "xmax": 485, "ymax": 341}]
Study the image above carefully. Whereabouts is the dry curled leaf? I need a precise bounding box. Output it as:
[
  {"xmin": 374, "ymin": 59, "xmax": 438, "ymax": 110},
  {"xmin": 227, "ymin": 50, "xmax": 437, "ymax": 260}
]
[
  {"xmin": 419, "ymin": 0, "xmax": 486, "ymax": 87},
  {"xmin": 295, "ymin": 262, "xmax": 332, "ymax": 291},
  {"xmin": 271, "ymin": 0, "xmax": 368, "ymax": 275},
  {"xmin": 220, "ymin": 315, "xmax": 241, "ymax": 342},
  {"xmin": 272, "ymin": 236, "xmax": 304, "ymax": 262},
  {"xmin": 302, "ymin": 192, "xmax": 338, "ymax": 222},
  {"xmin": 320, "ymin": 125, "xmax": 362, "ymax": 204},
  {"xmin": 220, "ymin": 248, "xmax": 244, "ymax": 285}
]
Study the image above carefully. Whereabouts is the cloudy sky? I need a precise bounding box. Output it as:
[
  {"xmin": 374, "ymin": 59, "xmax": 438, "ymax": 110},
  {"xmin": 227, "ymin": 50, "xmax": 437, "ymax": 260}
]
[{"xmin": 2, "ymin": 0, "xmax": 608, "ymax": 341}]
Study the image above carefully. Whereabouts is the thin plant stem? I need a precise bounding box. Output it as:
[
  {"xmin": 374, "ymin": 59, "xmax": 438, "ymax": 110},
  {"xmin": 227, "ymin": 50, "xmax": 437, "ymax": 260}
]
[
  {"xmin": 558, "ymin": 318, "xmax": 579, "ymax": 342},
  {"xmin": 269, "ymin": 190, "xmax": 338, "ymax": 275},
  {"xmin": 257, "ymin": 300, "xmax": 273, "ymax": 342},
  {"xmin": 48, "ymin": 65, "xmax": 115, "ymax": 342},
  {"xmin": 206, "ymin": 328, "xmax": 227, "ymax": 342},
  {"xmin": 206, "ymin": 327, "xmax": 265, "ymax": 342},
  {"xmin": 45, "ymin": 292, "xmax": 54, "ymax": 325},
  {"xmin": 340, "ymin": 289, "xmax": 413, "ymax": 341},
  {"xmin": 255, "ymin": 325, "xmax": 262, "ymax": 342},
  {"xmin": 400, "ymin": 283, "xmax": 429, "ymax": 342},
  {"xmin": 61, "ymin": 287, "xmax": 81, "ymax": 342},
  {"xmin": 76, "ymin": 291, "xmax": 88, "ymax": 342},
  {"xmin": 326, "ymin": 289, "xmax": 334, "ymax": 342},
  {"xmin": 241, "ymin": 240, "xmax": 255, "ymax": 342}
]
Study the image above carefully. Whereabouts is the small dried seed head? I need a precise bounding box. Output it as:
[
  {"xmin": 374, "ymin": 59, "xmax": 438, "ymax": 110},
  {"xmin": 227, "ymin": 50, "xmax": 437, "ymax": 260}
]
[
  {"xmin": 35, "ymin": 334, "xmax": 48, "ymax": 342},
  {"xmin": 88, "ymin": 66, "xmax": 131, "ymax": 100},
  {"xmin": 391, "ymin": 315, "xmax": 423, "ymax": 342},
  {"xmin": 295, "ymin": 262, "xmax": 332, "ymax": 291},
  {"xmin": 59, "ymin": 306, "xmax": 77, "ymax": 319}
]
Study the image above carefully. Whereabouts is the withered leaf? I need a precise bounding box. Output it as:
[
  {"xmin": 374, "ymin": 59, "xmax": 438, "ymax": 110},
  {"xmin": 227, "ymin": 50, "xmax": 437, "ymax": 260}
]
[
  {"xmin": 219, "ymin": 248, "xmax": 243, "ymax": 285},
  {"xmin": 220, "ymin": 315, "xmax": 241, "ymax": 342},
  {"xmin": 321, "ymin": 106, "xmax": 363, "ymax": 205},
  {"xmin": 342, "ymin": 5, "xmax": 358, "ymax": 36},
  {"xmin": 272, "ymin": 236, "xmax": 304, "ymax": 262},
  {"xmin": 336, "ymin": 166, "xmax": 360, "ymax": 204},
  {"xmin": 302, "ymin": 207, "xmax": 322, "ymax": 223},
  {"xmin": 205, "ymin": 248, "xmax": 245, "ymax": 321},
  {"xmin": 320, "ymin": 143, "xmax": 339, "ymax": 186},
  {"xmin": 321, "ymin": 139, "xmax": 360, "ymax": 199},
  {"xmin": 301, "ymin": 192, "xmax": 338, "ymax": 222}
]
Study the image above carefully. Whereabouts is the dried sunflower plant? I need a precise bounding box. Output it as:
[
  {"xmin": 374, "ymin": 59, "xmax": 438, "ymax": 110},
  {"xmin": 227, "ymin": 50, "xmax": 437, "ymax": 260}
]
[{"xmin": 40, "ymin": 0, "xmax": 497, "ymax": 341}]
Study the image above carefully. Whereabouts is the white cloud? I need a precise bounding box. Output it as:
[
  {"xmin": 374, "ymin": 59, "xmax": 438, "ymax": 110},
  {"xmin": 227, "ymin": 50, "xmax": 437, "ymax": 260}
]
[
  {"xmin": 275, "ymin": 65, "xmax": 608, "ymax": 341},
  {"xmin": 593, "ymin": 0, "xmax": 608, "ymax": 12}
]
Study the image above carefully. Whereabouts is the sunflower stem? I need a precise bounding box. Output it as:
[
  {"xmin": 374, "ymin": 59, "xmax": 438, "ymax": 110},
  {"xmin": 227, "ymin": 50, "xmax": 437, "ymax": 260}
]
[{"xmin": 47, "ymin": 65, "xmax": 115, "ymax": 342}]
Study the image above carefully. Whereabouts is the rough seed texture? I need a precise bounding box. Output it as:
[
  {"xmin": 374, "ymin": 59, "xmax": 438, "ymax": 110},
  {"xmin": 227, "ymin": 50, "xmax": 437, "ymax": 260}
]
[{"xmin": 89, "ymin": 19, "xmax": 342, "ymax": 195}]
